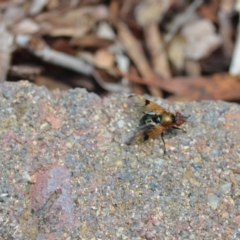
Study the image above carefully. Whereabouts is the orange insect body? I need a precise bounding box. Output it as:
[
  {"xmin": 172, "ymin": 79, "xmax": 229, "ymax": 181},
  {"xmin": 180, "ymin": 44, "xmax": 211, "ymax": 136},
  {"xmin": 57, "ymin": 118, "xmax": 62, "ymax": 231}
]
[{"xmin": 127, "ymin": 95, "xmax": 189, "ymax": 153}]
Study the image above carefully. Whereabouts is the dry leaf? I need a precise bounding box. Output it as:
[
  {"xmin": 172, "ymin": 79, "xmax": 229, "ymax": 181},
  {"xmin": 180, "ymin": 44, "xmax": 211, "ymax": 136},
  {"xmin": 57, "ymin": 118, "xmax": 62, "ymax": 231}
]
[
  {"xmin": 168, "ymin": 34, "xmax": 186, "ymax": 72},
  {"xmin": 36, "ymin": 5, "xmax": 108, "ymax": 37},
  {"xmin": 166, "ymin": 74, "xmax": 240, "ymax": 101},
  {"xmin": 135, "ymin": 0, "xmax": 169, "ymax": 26},
  {"xmin": 117, "ymin": 70, "xmax": 240, "ymax": 101},
  {"xmin": 71, "ymin": 35, "xmax": 114, "ymax": 48},
  {"xmin": 11, "ymin": 18, "xmax": 40, "ymax": 35},
  {"xmin": 94, "ymin": 49, "xmax": 115, "ymax": 69},
  {"xmin": 182, "ymin": 19, "xmax": 222, "ymax": 60}
]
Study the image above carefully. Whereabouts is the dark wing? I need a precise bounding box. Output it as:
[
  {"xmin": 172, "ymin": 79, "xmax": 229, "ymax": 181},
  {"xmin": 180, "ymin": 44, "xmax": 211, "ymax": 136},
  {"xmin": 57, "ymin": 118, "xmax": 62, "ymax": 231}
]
[
  {"xmin": 126, "ymin": 124, "xmax": 165, "ymax": 145},
  {"xmin": 128, "ymin": 94, "xmax": 166, "ymax": 114}
]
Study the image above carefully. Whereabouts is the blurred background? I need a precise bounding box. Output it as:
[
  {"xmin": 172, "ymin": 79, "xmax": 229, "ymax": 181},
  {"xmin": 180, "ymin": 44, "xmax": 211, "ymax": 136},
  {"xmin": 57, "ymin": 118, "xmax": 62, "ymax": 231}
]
[{"xmin": 1, "ymin": 0, "xmax": 240, "ymax": 102}]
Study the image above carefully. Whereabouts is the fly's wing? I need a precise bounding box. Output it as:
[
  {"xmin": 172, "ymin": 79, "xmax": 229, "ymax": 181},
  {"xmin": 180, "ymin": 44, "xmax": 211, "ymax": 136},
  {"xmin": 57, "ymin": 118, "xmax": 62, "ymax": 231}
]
[
  {"xmin": 128, "ymin": 94, "xmax": 166, "ymax": 114},
  {"xmin": 126, "ymin": 124, "xmax": 165, "ymax": 145}
]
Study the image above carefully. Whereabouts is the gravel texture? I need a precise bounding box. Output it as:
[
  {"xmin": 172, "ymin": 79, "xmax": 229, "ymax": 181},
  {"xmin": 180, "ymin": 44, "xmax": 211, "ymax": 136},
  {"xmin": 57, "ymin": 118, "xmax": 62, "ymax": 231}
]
[{"xmin": 0, "ymin": 81, "xmax": 240, "ymax": 239}]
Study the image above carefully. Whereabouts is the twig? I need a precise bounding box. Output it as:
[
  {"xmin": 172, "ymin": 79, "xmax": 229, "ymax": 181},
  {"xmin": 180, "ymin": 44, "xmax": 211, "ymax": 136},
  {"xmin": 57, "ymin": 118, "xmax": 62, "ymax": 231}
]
[
  {"xmin": 117, "ymin": 22, "xmax": 161, "ymax": 96},
  {"xmin": 16, "ymin": 35, "xmax": 94, "ymax": 75},
  {"xmin": 0, "ymin": 24, "xmax": 14, "ymax": 82},
  {"xmin": 229, "ymin": 1, "xmax": 240, "ymax": 75}
]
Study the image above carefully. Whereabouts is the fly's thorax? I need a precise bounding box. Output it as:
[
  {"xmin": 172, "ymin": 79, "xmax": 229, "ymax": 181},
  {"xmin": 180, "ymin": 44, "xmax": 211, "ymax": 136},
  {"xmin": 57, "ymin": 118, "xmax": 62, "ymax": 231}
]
[
  {"xmin": 161, "ymin": 113, "xmax": 175, "ymax": 127},
  {"xmin": 139, "ymin": 113, "xmax": 162, "ymax": 126}
]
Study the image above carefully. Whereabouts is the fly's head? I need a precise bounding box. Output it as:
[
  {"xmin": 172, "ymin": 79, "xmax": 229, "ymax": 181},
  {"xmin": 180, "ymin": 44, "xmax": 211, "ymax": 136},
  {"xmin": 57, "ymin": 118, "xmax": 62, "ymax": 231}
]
[{"xmin": 175, "ymin": 112, "xmax": 190, "ymax": 126}]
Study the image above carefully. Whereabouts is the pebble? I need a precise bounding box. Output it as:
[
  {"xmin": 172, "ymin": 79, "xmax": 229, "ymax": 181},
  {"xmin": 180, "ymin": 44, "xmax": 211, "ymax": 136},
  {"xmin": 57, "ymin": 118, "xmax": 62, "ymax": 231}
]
[
  {"xmin": 207, "ymin": 193, "xmax": 220, "ymax": 210},
  {"xmin": 219, "ymin": 182, "xmax": 232, "ymax": 195},
  {"xmin": 117, "ymin": 120, "xmax": 125, "ymax": 128}
]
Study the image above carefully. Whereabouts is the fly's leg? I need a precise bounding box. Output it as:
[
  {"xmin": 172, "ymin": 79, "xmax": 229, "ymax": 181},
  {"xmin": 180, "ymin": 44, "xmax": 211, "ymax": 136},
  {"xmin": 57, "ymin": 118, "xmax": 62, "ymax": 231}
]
[
  {"xmin": 161, "ymin": 133, "xmax": 166, "ymax": 154},
  {"xmin": 172, "ymin": 126, "xmax": 186, "ymax": 133}
]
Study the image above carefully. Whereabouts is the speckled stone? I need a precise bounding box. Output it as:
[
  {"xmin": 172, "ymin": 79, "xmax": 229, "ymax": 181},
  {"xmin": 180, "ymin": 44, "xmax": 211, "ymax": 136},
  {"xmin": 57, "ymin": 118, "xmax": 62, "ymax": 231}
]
[{"xmin": 0, "ymin": 81, "xmax": 240, "ymax": 239}]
